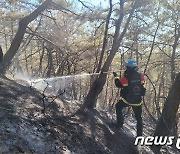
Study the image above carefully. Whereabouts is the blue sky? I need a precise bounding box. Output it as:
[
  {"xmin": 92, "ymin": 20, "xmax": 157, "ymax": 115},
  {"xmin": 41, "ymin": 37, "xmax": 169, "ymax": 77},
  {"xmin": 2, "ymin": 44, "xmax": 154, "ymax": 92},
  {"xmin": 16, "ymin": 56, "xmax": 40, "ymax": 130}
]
[
  {"xmin": 84, "ymin": 0, "xmax": 108, "ymax": 6},
  {"xmin": 69, "ymin": 0, "xmax": 109, "ymax": 9}
]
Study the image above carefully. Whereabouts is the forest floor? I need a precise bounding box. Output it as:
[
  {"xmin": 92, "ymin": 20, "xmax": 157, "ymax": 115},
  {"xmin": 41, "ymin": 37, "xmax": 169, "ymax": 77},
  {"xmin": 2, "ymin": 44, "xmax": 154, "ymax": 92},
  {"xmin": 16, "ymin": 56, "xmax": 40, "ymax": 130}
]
[{"xmin": 0, "ymin": 75, "xmax": 178, "ymax": 154}]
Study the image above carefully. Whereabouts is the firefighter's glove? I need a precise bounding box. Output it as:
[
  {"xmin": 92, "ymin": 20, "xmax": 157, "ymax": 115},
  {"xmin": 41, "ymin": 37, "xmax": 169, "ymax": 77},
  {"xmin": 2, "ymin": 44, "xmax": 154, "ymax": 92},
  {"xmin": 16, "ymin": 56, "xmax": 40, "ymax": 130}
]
[{"xmin": 113, "ymin": 72, "xmax": 117, "ymax": 77}]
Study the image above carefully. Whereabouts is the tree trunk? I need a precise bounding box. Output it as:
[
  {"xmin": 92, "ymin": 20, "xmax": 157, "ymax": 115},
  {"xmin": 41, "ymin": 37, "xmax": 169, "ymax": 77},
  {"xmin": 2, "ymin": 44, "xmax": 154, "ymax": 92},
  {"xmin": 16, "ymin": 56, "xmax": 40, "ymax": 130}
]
[
  {"xmin": 96, "ymin": 0, "xmax": 112, "ymax": 73},
  {"xmin": 0, "ymin": 0, "xmax": 52, "ymax": 74},
  {"xmin": 171, "ymin": 24, "xmax": 180, "ymax": 83},
  {"xmin": 46, "ymin": 47, "xmax": 53, "ymax": 78},
  {"xmin": 151, "ymin": 73, "xmax": 180, "ymax": 153},
  {"xmin": 82, "ymin": 1, "xmax": 136, "ymax": 111}
]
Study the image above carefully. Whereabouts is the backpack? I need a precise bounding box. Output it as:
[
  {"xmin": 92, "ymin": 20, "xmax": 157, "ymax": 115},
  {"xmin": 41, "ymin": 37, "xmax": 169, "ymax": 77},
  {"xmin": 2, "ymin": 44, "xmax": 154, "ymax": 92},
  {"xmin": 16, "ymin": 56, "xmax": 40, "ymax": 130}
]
[{"xmin": 126, "ymin": 72, "xmax": 143, "ymax": 104}]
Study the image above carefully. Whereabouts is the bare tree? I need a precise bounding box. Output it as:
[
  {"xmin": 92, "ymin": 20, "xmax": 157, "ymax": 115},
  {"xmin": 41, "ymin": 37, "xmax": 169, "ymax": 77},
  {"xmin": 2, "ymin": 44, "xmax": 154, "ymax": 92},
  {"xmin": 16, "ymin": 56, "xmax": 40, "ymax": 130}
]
[
  {"xmin": 151, "ymin": 73, "xmax": 180, "ymax": 153},
  {"xmin": 81, "ymin": 0, "xmax": 137, "ymax": 111},
  {"xmin": 96, "ymin": 0, "xmax": 113, "ymax": 73},
  {"xmin": 0, "ymin": 0, "xmax": 52, "ymax": 74}
]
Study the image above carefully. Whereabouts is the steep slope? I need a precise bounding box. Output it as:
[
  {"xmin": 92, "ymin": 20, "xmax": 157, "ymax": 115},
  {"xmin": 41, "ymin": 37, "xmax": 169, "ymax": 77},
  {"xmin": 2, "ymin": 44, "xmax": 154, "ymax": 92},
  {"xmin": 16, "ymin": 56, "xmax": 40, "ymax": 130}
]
[{"xmin": 0, "ymin": 75, "xmax": 139, "ymax": 153}]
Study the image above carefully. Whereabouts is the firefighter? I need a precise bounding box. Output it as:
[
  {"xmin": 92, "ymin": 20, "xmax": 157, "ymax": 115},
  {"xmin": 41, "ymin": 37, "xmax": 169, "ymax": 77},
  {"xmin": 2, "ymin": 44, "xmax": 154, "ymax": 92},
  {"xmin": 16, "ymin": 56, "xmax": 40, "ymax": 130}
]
[{"xmin": 113, "ymin": 59, "xmax": 146, "ymax": 136}]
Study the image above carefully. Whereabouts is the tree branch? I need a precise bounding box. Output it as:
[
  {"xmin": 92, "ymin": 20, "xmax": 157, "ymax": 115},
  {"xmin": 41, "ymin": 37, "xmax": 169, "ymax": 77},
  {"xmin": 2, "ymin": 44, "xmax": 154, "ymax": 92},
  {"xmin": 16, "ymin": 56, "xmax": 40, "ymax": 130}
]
[{"xmin": 1, "ymin": 0, "xmax": 52, "ymax": 74}]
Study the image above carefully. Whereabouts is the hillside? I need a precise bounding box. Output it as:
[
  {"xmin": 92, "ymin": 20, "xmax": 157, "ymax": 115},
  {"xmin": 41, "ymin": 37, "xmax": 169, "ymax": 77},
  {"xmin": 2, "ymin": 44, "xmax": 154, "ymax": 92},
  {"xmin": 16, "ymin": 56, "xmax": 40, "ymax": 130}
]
[
  {"xmin": 0, "ymin": 75, "xmax": 139, "ymax": 153},
  {"xmin": 0, "ymin": 0, "xmax": 179, "ymax": 153}
]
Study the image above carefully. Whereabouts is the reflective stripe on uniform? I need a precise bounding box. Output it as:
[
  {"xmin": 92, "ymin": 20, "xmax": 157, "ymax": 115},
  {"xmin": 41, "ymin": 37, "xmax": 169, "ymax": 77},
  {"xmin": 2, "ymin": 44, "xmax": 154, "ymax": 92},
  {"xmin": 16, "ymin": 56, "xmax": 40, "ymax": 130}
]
[
  {"xmin": 114, "ymin": 77, "xmax": 119, "ymax": 80},
  {"xmin": 120, "ymin": 97, "xmax": 142, "ymax": 106}
]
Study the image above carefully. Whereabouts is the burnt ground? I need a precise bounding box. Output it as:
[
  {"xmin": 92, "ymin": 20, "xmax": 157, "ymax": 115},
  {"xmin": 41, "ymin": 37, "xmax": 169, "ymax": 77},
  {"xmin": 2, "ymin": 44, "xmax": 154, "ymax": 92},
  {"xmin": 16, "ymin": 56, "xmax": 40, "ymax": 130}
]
[
  {"xmin": 0, "ymin": 75, "xmax": 139, "ymax": 153},
  {"xmin": 0, "ymin": 75, "xmax": 177, "ymax": 154}
]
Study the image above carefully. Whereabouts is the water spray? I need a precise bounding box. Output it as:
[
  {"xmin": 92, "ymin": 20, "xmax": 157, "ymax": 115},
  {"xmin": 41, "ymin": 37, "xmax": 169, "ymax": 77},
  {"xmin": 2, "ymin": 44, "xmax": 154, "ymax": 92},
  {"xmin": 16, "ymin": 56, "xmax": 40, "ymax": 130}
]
[
  {"xmin": 29, "ymin": 70, "xmax": 125, "ymax": 84},
  {"xmin": 25, "ymin": 70, "xmax": 126, "ymax": 96},
  {"xmin": 102, "ymin": 70, "xmax": 125, "ymax": 74}
]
